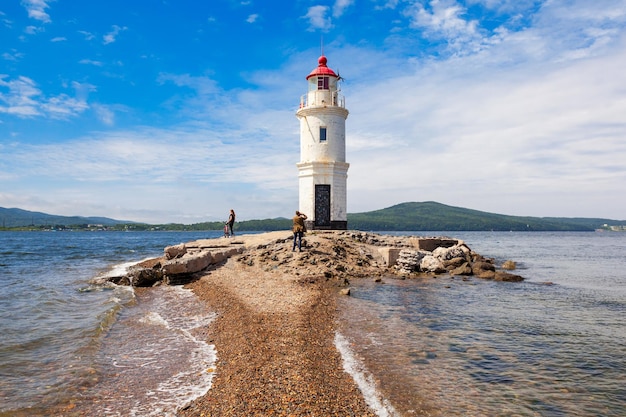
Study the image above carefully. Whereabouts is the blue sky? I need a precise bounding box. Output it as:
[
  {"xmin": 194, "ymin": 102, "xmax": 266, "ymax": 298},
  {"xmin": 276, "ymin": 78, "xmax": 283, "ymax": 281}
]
[{"xmin": 1, "ymin": 0, "xmax": 625, "ymax": 224}]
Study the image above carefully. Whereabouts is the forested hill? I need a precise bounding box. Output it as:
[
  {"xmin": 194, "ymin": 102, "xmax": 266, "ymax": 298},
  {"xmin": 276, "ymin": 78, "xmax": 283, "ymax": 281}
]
[
  {"xmin": 2, "ymin": 202, "xmax": 625, "ymax": 231},
  {"xmin": 0, "ymin": 207, "xmax": 129, "ymax": 228},
  {"xmin": 347, "ymin": 202, "xmax": 625, "ymax": 232}
]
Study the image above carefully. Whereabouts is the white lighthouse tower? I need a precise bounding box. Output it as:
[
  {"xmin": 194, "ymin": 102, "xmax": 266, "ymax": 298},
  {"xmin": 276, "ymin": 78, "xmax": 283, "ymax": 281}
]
[{"xmin": 296, "ymin": 55, "xmax": 349, "ymax": 230}]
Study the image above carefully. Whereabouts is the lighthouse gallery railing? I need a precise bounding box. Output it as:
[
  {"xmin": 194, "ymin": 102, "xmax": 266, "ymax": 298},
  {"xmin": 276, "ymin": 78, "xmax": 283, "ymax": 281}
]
[{"xmin": 299, "ymin": 91, "xmax": 345, "ymax": 109}]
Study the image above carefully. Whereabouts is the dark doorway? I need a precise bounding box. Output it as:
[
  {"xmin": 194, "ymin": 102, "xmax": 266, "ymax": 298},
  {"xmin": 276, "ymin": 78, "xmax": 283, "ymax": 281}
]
[{"xmin": 314, "ymin": 184, "xmax": 331, "ymax": 228}]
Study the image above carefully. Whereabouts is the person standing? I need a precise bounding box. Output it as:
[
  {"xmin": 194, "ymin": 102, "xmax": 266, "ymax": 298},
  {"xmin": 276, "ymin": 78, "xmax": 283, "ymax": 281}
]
[
  {"xmin": 226, "ymin": 209, "xmax": 236, "ymax": 237},
  {"xmin": 292, "ymin": 211, "xmax": 307, "ymax": 251}
]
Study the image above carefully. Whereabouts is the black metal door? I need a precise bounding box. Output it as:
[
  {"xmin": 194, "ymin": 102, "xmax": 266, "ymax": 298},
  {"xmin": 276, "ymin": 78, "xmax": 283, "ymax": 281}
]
[{"xmin": 315, "ymin": 184, "xmax": 331, "ymax": 227}]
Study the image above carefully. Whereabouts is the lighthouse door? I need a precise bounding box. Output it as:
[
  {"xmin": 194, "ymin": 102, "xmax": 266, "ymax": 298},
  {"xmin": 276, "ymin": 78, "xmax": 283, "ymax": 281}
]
[{"xmin": 314, "ymin": 184, "xmax": 331, "ymax": 228}]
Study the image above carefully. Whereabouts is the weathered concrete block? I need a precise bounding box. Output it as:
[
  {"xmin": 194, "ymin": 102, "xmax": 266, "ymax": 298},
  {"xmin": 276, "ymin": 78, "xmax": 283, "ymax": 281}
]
[
  {"xmin": 378, "ymin": 247, "xmax": 402, "ymax": 267},
  {"xmin": 409, "ymin": 238, "xmax": 459, "ymax": 252}
]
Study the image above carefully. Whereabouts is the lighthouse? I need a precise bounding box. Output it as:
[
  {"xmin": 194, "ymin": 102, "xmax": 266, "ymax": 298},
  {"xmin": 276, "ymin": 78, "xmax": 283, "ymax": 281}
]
[{"xmin": 296, "ymin": 55, "xmax": 349, "ymax": 230}]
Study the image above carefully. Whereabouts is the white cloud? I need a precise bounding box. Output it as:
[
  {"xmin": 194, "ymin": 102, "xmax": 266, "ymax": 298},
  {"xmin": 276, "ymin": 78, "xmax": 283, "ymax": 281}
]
[
  {"xmin": 0, "ymin": 75, "xmax": 89, "ymax": 119},
  {"xmin": 21, "ymin": 0, "xmax": 52, "ymax": 23},
  {"xmin": 93, "ymin": 103, "xmax": 115, "ymax": 125},
  {"xmin": 246, "ymin": 14, "xmax": 259, "ymax": 23},
  {"xmin": 303, "ymin": 5, "xmax": 333, "ymax": 32},
  {"xmin": 340, "ymin": 19, "xmax": 626, "ymax": 218},
  {"xmin": 79, "ymin": 59, "xmax": 104, "ymax": 66},
  {"xmin": 404, "ymin": 0, "xmax": 488, "ymax": 54},
  {"xmin": 78, "ymin": 30, "xmax": 95, "ymax": 41},
  {"xmin": 0, "ymin": 75, "xmax": 42, "ymax": 117},
  {"xmin": 50, "ymin": 36, "xmax": 66, "ymax": 42},
  {"xmin": 333, "ymin": 0, "xmax": 354, "ymax": 18},
  {"xmin": 41, "ymin": 95, "xmax": 88, "ymax": 119},
  {"xmin": 24, "ymin": 25, "xmax": 43, "ymax": 35},
  {"xmin": 103, "ymin": 25, "xmax": 127, "ymax": 45},
  {"xmin": 2, "ymin": 50, "xmax": 25, "ymax": 61}
]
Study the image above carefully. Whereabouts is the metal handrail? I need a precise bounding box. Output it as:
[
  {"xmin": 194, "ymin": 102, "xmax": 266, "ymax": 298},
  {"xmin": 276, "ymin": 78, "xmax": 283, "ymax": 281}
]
[{"xmin": 299, "ymin": 92, "xmax": 345, "ymax": 109}]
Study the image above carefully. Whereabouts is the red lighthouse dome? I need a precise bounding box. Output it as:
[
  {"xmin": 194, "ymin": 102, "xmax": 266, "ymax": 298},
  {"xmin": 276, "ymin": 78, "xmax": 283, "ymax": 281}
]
[{"xmin": 306, "ymin": 55, "xmax": 338, "ymax": 80}]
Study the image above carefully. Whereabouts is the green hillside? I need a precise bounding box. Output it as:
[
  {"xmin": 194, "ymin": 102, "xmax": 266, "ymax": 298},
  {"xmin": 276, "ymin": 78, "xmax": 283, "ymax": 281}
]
[
  {"xmin": 2, "ymin": 202, "xmax": 624, "ymax": 231},
  {"xmin": 347, "ymin": 201, "xmax": 625, "ymax": 231},
  {"xmin": 0, "ymin": 207, "xmax": 130, "ymax": 228}
]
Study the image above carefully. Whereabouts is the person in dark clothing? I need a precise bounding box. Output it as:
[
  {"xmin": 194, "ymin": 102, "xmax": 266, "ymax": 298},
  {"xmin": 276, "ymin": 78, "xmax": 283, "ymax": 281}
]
[
  {"xmin": 226, "ymin": 209, "xmax": 236, "ymax": 237},
  {"xmin": 292, "ymin": 211, "xmax": 307, "ymax": 251}
]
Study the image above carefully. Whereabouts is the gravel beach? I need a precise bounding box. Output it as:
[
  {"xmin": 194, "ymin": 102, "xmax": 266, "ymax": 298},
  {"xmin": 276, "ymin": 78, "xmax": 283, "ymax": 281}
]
[{"xmin": 177, "ymin": 231, "xmax": 386, "ymax": 416}]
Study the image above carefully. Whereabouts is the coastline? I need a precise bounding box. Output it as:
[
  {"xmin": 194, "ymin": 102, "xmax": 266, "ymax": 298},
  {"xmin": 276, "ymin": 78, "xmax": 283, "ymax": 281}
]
[
  {"xmin": 177, "ymin": 230, "xmax": 385, "ymax": 416},
  {"xmin": 165, "ymin": 230, "xmax": 514, "ymax": 416},
  {"xmin": 179, "ymin": 259, "xmax": 377, "ymax": 416}
]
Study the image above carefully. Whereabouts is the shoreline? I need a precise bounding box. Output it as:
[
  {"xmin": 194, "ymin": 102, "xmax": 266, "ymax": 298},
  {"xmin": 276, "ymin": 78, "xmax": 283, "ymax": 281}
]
[
  {"xmin": 157, "ymin": 230, "xmax": 519, "ymax": 415},
  {"xmin": 178, "ymin": 261, "xmax": 378, "ymax": 416}
]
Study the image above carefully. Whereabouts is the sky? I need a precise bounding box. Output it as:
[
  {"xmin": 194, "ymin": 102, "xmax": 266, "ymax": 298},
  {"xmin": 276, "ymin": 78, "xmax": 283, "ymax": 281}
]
[{"xmin": 1, "ymin": 0, "xmax": 626, "ymax": 224}]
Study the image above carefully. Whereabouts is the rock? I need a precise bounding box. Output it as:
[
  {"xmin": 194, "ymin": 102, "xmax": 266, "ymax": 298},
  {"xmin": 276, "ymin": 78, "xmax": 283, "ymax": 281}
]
[
  {"xmin": 394, "ymin": 249, "xmax": 428, "ymax": 274},
  {"xmin": 339, "ymin": 288, "xmax": 351, "ymax": 296},
  {"xmin": 494, "ymin": 271, "xmax": 524, "ymax": 282},
  {"xmin": 477, "ymin": 270, "xmax": 496, "ymax": 280},
  {"xmin": 104, "ymin": 231, "xmax": 526, "ymax": 288},
  {"xmin": 443, "ymin": 256, "xmax": 467, "ymax": 270},
  {"xmin": 502, "ymin": 260, "xmax": 517, "ymax": 270},
  {"xmin": 164, "ymin": 243, "xmax": 187, "ymax": 260},
  {"xmin": 450, "ymin": 262, "xmax": 473, "ymax": 276},
  {"xmin": 472, "ymin": 261, "xmax": 495, "ymax": 275},
  {"xmin": 162, "ymin": 251, "xmax": 214, "ymax": 275},
  {"xmin": 420, "ymin": 255, "xmax": 446, "ymax": 274},
  {"xmin": 125, "ymin": 268, "xmax": 165, "ymax": 287},
  {"xmin": 433, "ymin": 244, "xmax": 470, "ymax": 261}
]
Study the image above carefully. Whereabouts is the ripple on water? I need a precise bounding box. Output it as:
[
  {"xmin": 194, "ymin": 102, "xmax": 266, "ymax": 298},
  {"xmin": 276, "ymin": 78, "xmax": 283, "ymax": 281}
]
[
  {"xmin": 337, "ymin": 276, "xmax": 626, "ymax": 417},
  {"xmin": 69, "ymin": 286, "xmax": 218, "ymax": 417}
]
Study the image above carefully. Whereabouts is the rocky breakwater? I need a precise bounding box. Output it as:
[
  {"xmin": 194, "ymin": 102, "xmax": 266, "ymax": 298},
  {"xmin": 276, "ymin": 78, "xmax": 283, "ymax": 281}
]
[
  {"xmin": 97, "ymin": 239, "xmax": 246, "ymax": 287},
  {"xmin": 392, "ymin": 237, "xmax": 524, "ymax": 281},
  {"xmin": 96, "ymin": 231, "xmax": 523, "ymax": 288}
]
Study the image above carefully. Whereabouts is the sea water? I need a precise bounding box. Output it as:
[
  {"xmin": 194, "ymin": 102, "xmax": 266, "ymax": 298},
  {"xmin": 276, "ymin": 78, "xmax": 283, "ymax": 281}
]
[
  {"xmin": 0, "ymin": 231, "xmax": 222, "ymax": 416},
  {"xmin": 337, "ymin": 231, "xmax": 626, "ymax": 416},
  {"xmin": 1, "ymin": 231, "xmax": 625, "ymax": 416}
]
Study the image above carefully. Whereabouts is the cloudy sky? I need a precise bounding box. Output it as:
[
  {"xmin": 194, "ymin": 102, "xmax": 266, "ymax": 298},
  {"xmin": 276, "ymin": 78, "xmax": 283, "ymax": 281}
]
[{"xmin": 1, "ymin": 0, "xmax": 625, "ymax": 224}]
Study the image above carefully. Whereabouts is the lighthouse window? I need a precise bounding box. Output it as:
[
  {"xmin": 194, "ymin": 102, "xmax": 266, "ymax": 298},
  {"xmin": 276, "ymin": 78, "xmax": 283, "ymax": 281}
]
[
  {"xmin": 318, "ymin": 76, "xmax": 329, "ymax": 90},
  {"xmin": 320, "ymin": 127, "xmax": 327, "ymax": 141}
]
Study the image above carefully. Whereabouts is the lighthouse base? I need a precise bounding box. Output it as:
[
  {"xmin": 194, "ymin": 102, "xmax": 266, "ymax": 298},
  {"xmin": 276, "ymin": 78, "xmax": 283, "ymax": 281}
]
[{"xmin": 305, "ymin": 220, "xmax": 347, "ymax": 231}]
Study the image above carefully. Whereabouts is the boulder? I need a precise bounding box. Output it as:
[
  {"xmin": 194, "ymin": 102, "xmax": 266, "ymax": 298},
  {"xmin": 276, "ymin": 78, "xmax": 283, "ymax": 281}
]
[
  {"xmin": 164, "ymin": 243, "xmax": 187, "ymax": 260},
  {"xmin": 162, "ymin": 250, "xmax": 213, "ymax": 275},
  {"xmin": 395, "ymin": 249, "xmax": 428, "ymax": 274},
  {"xmin": 443, "ymin": 257, "xmax": 467, "ymax": 270},
  {"xmin": 433, "ymin": 244, "xmax": 470, "ymax": 261},
  {"xmin": 502, "ymin": 260, "xmax": 517, "ymax": 270},
  {"xmin": 420, "ymin": 255, "xmax": 446, "ymax": 274},
  {"xmin": 477, "ymin": 270, "xmax": 496, "ymax": 280},
  {"xmin": 450, "ymin": 262, "xmax": 473, "ymax": 276},
  {"xmin": 472, "ymin": 261, "xmax": 495, "ymax": 276},
  {"xmin": 494, "ymin": 271, "xmax": 524, "ymax": 282},
  {"xmin": 125, "ymin": 268, "xmax": 165, "ymax": 287}
]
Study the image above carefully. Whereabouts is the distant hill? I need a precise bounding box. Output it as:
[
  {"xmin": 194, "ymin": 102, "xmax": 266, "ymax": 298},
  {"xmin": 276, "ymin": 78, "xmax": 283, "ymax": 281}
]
[
  {"xmin": 347, "ymin": 201, "xmax": 626, "ymax": 231},
  {"xmin": 2, "ymin": 202, "xmax": 624, "ymax": 231},
  {"xmin": 0, "ymin": 207, "xmax": 131, "ymax": 228}
]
